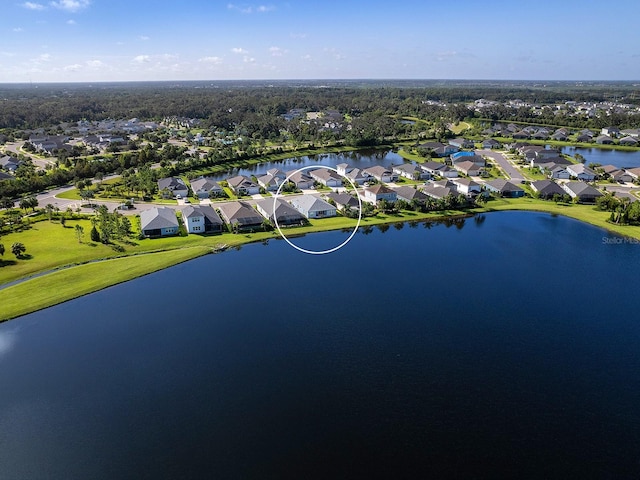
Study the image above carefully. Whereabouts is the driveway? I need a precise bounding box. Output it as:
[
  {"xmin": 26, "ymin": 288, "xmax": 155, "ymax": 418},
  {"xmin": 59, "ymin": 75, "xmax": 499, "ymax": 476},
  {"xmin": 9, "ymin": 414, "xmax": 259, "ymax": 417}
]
[{"xmin": 478, "ymin": 149, "xmax": 524, "ymax": 183}]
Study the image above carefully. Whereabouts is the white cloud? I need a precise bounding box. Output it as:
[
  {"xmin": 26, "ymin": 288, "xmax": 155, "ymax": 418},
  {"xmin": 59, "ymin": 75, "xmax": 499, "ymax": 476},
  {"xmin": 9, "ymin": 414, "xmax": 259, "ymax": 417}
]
[
  {"xmin": 138, "ymin": 35, "xmax": 150, "ymax": 41},
  {"xmin": 66, "ymin": 19, "xmax": 76, "ymax": 25},
  {"xmin": 269, "ymin": 46, "xmax": 286, "ymax": 57},
  {"xmin": 133, "ymin": 55, "xmax": 150, "ymax": 63},
  {"xmin": 37, "ymin": 53, "xmax": 52, "ymax": 62},
  {"xmin": 301, "ymin": 54, "xmax": 312, "ymax": 61},
  {"xmin": 13, "ymin": 27, "xmax": 24, "ymax": 32},
  {"xmin": 63, "ymin": 63, "xmax": 81, "ymax": 71},
  {"xmin": 21, "ymin": 2, "xmax": 45, "ymax": 10},
  {"xmin": 199, "ymin": 56, "xmax": 223, "ymax": 64},
  {"xmin": 231, "ymin": 47, "xmax": 248, "ymax": 55},
  {"xmin": 86, "ymin": 59, "xmax": 104, "ymax": 67},
  {"xmin": 227, "ymin": 3, "xmax": 274, "ymax": 14},
  {"xmin": 50, "ymin": 0, "xmax": 90, "ymax": 12},
  {"xmin": 243, "ymin": 56, "xmax": 255, "ymax": 63}
]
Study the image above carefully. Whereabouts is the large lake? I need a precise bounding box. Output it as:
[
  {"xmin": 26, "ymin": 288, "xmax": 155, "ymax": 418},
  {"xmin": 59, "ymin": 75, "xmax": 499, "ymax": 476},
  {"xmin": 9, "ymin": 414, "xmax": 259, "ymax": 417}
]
[
  {"xmin": 1, "ymin": 212, "xmax": 640, "ymax": 479},
  {"xmin": 561, "ymin": 146, "xmax": 640, "ymax": 168}
]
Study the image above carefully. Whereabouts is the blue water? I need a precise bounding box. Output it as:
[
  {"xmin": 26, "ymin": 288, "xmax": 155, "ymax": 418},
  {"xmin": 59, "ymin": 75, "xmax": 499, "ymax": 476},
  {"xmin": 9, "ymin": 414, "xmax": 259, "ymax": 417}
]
[
  {"xmin": 561, "ymin": 146, "xmax": 640, "ymax": 168},
  {"xmin": 1, "ymin": 212, "xmax": 640, "ymax": 479},
  {"xmin": 205, "ymin": 148, "xmax": 403, "ymax": 182}
]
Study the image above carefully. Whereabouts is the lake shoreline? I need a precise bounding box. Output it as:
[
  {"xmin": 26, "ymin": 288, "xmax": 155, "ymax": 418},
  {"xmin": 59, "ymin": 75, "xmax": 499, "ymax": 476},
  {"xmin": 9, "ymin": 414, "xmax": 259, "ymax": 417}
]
[{"xmin": 1, "ymin": 200, "xmax": 639, "ymax": 323}]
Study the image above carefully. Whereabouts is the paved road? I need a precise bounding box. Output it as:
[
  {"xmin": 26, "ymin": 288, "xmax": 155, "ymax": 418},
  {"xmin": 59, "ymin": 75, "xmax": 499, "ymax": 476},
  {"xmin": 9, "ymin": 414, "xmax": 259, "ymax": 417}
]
[
  {"xmin": 478, "ymin": 149, "xmax": 524, "ymax": 183},
  {"xmin": 2, "ymin": 142, "xmax": 54, "ymax": 170}
]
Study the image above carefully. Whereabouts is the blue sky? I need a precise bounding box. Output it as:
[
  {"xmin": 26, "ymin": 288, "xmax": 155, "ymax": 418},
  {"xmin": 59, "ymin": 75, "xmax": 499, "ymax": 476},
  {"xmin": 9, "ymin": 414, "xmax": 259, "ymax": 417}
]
[{"xmin": 1, "ymin": 0, "xmax": 639, "ymax": 82}]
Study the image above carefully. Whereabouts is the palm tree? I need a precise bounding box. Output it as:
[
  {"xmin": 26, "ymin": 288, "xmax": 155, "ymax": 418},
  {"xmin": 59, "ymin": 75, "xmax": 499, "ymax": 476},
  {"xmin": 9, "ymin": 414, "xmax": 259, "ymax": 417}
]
[{"xmin": 11, "ymin": 242, "xmax": 26, "ymax": 258}]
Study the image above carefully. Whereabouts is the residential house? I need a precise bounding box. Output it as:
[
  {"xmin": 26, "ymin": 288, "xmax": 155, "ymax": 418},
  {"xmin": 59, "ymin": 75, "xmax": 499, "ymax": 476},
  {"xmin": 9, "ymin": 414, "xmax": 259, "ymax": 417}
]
[
  {"xmin": 310, "ymin": 168, "xmax": 343, "ymax": 187},
  {"xmin": 421, "ymin": 161, "xmax": 459, "ymax": 178},
  {"xmin": 611, "ymin": 169, "xmax": 634, "ymax": 183},
  {"xmin": 448, "ymin": 138, "xmax": 475, "ymax": 149},
  {"xmin": 452, "ymin": 154, "xmax": 485, "ymax": 166},
  {"xmin": 28, "ymin": 134, "xmax": 71, "ymax": 153},
  {"xmin": 0, "ymin": 171, "xmax": 14, "ymax": 181},
  {"xmin": 620, "ymin": 128, "xmax": 640, "ymax": 138},
  {"xmin": 218, "ymin": 201, "xmax": 264, "ymax": 231},
  {"xmin": 335, "ymin": 163, "xmax": 371, "ymax": 185},
  {"xmin": 576, "ymin": 134, "xmax": 593, "ymax": 143},
  {"xmin": 531, "ymin": 180, "xmax": 566, "ymax": 199},
  {"xmin": 363, "ymin": 184, "xmax": 397, "ymax": 204},
  {"xmin": 545, "ymin": 164, "xmax": 571, "ymax": 180},
  {"xmin": 257, "ymin": 173, "xmax": 285, "ymax": 192},
  {"xmin": 551, "ymin": 131, "xmax": 568, "ymax": 141},
  {"xmin": 285, "ymin": 170, "xmax": 315, "ymax": 190},
  {"xmin": 392, "ymin": 163, "xmax": 429, "ymax": 180},
  {"xmin": 140, "ymin": 207, "xmax": 179, "ymax": 237},
  {"xmin": 190, "ymin": 177, "xmax": 223, "ymax": 199},
  {"xmin": 482, "ymin": 138, "xmax": 501, "ymax": 149},
  {"xmin": 566, "ymin": 163, "xmax": 597, "ymax": 182},
  {"xmin": 419, "ymin": 142, "xmax": 458, "ymax": 157},
  {"xmin": 561, "ymin": 182, "xmax": 603, "ymax": 203},
  {"xmin": 181, "ymin": 205, "xmax": 224, "ymax": 234},
  {"xmin": 619, "ymin": 136, "xmax": 639, "ymax": 146},
  {"xmin": 393, "ymin": 185, "xmax": 428, "ymax": 204},
  {"xmin": 484, "ymin": 179, "xmax": 525, "ymax": 198},
  {"xmin": 601, "ymin": 126, "xmax": 621, "ymax": 137},
  {"xmin": 290, "ymin": 195, "xmax": 337, "ymax": 218},
  {"xmin": 419, "ymin": 183, "xmax": 455, "ymax": 200},
  {"xmin": 625, "ymin": 167, "xmax": 640, "ymax": 182},
  {"xmin": 454, "ymin": 160, "xmax": 483, "ymax": 177},
  {"xmin": 595, "ymin": 135, "xmax": 614, "ymax": 145},
  {"xmin": 325, "ymin": 192, "xmax": 360, "ymax": 211},
  {"xmin": 0, "ymin": 155, "xmax": 21, "ymax": 172},
  {"xmin": 227, "ymin": 175, "xmax": 260, "ymax": 195},
  {"xmin": 512, "ymin": 131, "xmax": 530, "ymax": 140},
  {"xmin": 255, "ymin": 198, "xmax": 306, "ymax": 226},
  {"xmin": 158, "ymin": 177, "xmax": 189, "ymax": 199},
  {"xmin": 363, "ymin": 165, "xmax": 397, "ymax": 183},
  {"xmin": 451, "ymin": 178, "xmax": 482, "ymax": 196}
]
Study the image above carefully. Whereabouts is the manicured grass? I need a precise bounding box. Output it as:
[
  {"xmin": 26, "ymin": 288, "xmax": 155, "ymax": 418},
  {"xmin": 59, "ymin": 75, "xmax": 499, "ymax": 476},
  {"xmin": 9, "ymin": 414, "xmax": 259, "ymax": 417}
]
[
  {"xmin": 397, "ymin": 148, "xmax": 426, "ymax": 163},
  {"xmin": 449, "ymin": 121, "xmax": 472, "ymax": 134}
]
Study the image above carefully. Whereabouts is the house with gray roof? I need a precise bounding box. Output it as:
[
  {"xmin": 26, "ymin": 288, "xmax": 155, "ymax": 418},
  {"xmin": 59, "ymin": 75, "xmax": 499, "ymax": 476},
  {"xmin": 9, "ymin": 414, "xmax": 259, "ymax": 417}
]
[
  {"xmin": 419, "ymin": 183, "xmax": 454, "ymax": 200},
  {"xmin": 226, "ymin": 175, "xmax": 260, "ymax": 195},
  {"xmin": 325, "ymin": 192, "xmax": 360, "ymax": 211},
  {"xmin": 190, "ymin": 177, "xmax": 223, "ymax": 199},
  {"xmin": 363, "ymin": 184, "xmax": 397, "ymax": 204},
  {"xmin": 0, "ymin": 155, "xmax": 21, "ymax": 172},
  {"xmin": 255, "ymin": 198, "xmax": 306, "ymax": 226},
  {"xmin": 158, "ymin": 177, "xmax": 189, "ymax": 199},
  {"xmin": 392, "ymin": 163, "xmax": 429, "ymax": 180},
  {"xmin": 484, "ymin": 179, "xmax": 525, "ymax": 198},
  {"xmin": 561, "ymin": 182, "xmax": 603, "ymax": 203},
  {"xmin": 309, "ymin": 168, "xmax": 342, "ymax": 187},
  {"xmin": 531, "ymin": 180, "xmax": 566, "ymax": 199},
  {"xmin": 285, "ymin": 170, "xmax": 314, "ymax": 190},
  {"xmin": 0, "ymin": 171, "xmax": 14, "ymax": 181},
  {"xmin": 218, "ymin": 201, "xmax": 264, "ymax": 231},
  {"xmin": 140, "ymin": 207, "xmax": 179, "ymax": 237},
  {"xmin": 393, "ymin": 185, "xmax": 428, "ymax": 204},
  {"xmin": 363, "ymin": 165, "xmax": 397, "ymax": 183},
  {"xmin": 181, "ymin": 205, "xmax": 224, "ymax": 234},
  {"xmin": 257, "ymin": 173, "xmax": 285, "ymax": 192},
  {"xmin": 289, "ymin": 195, "xmax": 336, "ymax": 219}
]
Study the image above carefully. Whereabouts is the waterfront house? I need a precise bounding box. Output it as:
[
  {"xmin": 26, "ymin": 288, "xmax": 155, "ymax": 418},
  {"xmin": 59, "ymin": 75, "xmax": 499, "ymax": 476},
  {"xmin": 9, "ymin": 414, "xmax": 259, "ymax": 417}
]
[
  {"xmin": 158, "ymin": 177, "xmax": 189, "ymax": 199},
  {"xmin": 419, "ymin": 183, "xmax": 455, "ymax": 200},
  {"xmin": 611, "ymin": 169, "xmax": 634, "ymax": 183},
  {"xmin": 601, "ymin": 126, "xmax": 621, "ymax": 137},
  {"xmin": 363, "ymin": 165, "xmax": 397, "ymax": 183},
  {"xmin": 336, "ymin": 163, "xmax": 371, "ymax": 185},
  {"xmin": 218, "ymin": 201, "xmax": 264, "ymax": 231},
  {"xmin": 140, "ymin": 207, "xmax": 179, "ymax": 237},
  {"xmin": 325, "ymin": 192, "xmax": 360, "ymax": 211},
  {"xmin": 310, "ymin": 168, "xmax": 343, "ymax": 187},
  {"xmin": 190, "ymin": 177, "xmax": 223, "ymax": 199},
  {"xmin": 546, "ymin": 164, "xmax": 571, "ymax": 180},
  {"xmin": 393, "ymin": 185, "xmax": 428, "ymax": 204},
  {"xmin": 290, "ymin": 195, "xmax": 337, "ymax": 219},
  {"xmin": 451, "ymin": 178, "xmax": 481, "ymax": 196},
  {"xmin": 595, "ymin": 135, "xmax": 614, "ymax": 145},
  {"xmin": 625, "ymin": 167, "xmax": 640, "ymax": 181},
  {"xmin": 257, "ymin": 173, "xmax": 285, "ymax": 192},
  {"xmin": 227, "ymin": 175, "xmax": 260, "ymax": 196},
  {"xmin": 285, "ymin": 170, "xmax": 315, "ymax": 190},
  {"xmin": 619, "ymin": 136, "xmax": 639, "ymax": 146},
  {"xmin": 255, "ymin": 198, "xmax": 306, "ymax": 226},
  {"xmin": 181, "ymin": 205, "xmax": 224, "ymax": 234},
  {"xmin": 561, "ymin": 182, "xmax": 603, "ymax": 203},
  {"xmin": 484, "ymin": 179, "xmax": 525, "ymax": 198},
  {"xmin": 566, "ymin": 163, "xmax": 597, "ymax": 182},
  {"xmin": 531, "ymin": 180, "xmax": 566, "ymax": 199},
  {"xmin": 363, "ymin": 184, "xmax": 397, "ymax": 204}
]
